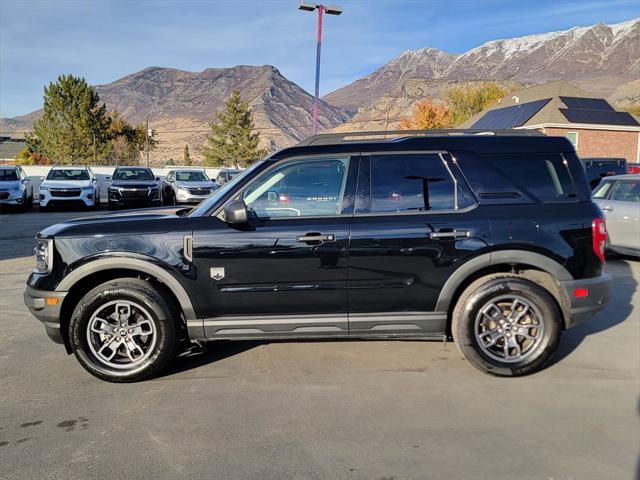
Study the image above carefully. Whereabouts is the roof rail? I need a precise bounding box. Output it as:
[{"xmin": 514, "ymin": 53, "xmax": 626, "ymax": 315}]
[{"xmin": 296, "ymin": 129, "xmax": 545, "ymax": 146}]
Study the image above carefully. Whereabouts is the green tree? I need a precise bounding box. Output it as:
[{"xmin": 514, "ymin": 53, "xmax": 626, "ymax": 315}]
[
  {"xmin": 202, "ymin": 89, "xmax": 267, "ymax": 167},
  {"xmin": 105, "ymin": 110, "xmax": 154, "ymax": 166},
  {"xmin": 446, "ymin": 82, "xmax": 509, "ymax": 126},
  {"xmin": 30, "ymin": 74, "xmax": 111, "ymax": 164},
  {"xmin": 183, "ymin": 145, "xmax": 192, "ymax": 166}
]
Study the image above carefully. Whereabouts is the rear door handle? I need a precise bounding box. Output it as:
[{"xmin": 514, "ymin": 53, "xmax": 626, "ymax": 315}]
[
  {"xmin": 428, "ymin": 230, "xmax": 470, "ymax": 239},
  {"xmin": 297, "ymin": 233, "xmax": 335, "ymax": 243}
]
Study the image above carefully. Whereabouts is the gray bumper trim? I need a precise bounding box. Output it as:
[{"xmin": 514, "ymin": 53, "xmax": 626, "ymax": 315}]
[{"xmin": 24, "ymin": 287, "xmax": 67, "ymax": 343}]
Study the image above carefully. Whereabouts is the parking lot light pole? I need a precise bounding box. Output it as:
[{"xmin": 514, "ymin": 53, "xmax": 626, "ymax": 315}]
[{"xmin": 298, "ymin": 2, "xmax": 342, "ymax": 136}]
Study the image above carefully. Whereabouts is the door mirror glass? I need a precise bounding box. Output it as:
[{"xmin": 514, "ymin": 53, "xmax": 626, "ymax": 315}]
[
  {"xmin": 223, "ymin": 199, "xmax": 249, "ymax": 224},
  {"xmin": 242, "ymin": 157, "xmax": 349, "ymax": 218}
]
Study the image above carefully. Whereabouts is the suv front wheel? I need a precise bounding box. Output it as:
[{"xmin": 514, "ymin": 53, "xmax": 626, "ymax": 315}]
[
  {"xmin": 452, "ymin": 275, "xmax": 561, "ymax": 377},
  {"xmin": 69, "ymin": 278, "xmax": 178, "ymax": 382}
]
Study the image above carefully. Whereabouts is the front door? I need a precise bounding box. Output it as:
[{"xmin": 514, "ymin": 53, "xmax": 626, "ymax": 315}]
[
  {"xmin": 348, "ymin": 153, "xmax": 490, "ymax": 336},
  {"xmin": 192, "ymin": 155, "xmax": 358, "ymax": 339}
]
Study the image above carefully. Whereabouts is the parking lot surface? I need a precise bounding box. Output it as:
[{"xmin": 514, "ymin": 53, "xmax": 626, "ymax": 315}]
[{"xmin": 0, "ymin": 209, "xmax": 638, "ymax": 480}]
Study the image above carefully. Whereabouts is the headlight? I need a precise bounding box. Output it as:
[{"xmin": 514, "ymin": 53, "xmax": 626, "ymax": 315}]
[
  {"xmin": 11, "ymin": 184, "xmax": 23, "ymax": 191},
  {"xmin": 82, "ymin": 185, "xmax": 94, "ymax": 191},
  {"xmin": 33, "ymin": 238, "xmax": 53, "ymax": 274},
  {"xmin": 39, "ymin": 185, "xmax": 49, "ymax": 191}
]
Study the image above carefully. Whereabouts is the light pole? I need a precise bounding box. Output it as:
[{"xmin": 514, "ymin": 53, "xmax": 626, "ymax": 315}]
[{"xmin": 298, "ymin": 1, "xmax": 342, "ymax": 136}]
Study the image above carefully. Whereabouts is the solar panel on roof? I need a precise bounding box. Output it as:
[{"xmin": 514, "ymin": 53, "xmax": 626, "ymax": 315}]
[
  {"xmin": 471, "ymin": 98, "xmax": 551, "ymax": 129},
  {"xmin": 559, "ymin": 96, "xmax": 614, "ymax": 111},
  {"xmin": 560, "ymin": 109, "xmax": 640, "ymax": 126}
]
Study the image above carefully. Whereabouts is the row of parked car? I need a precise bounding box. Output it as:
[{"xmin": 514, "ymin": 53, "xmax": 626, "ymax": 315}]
[{"xmin": 0, "ymin": 165, "xmax": 241, "ymax": 211}]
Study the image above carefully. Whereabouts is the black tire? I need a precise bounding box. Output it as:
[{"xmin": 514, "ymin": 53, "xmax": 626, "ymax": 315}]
[
  {"xmin": 69, "ymin": 278, "xmax": 179, "ymax": 382},
  {"xmin": 19, "ymin": 193, "xmax": 28, "ymax": 212},
  {"xmin": 451, "ymin": 275, "xmax": 561, "ymax": 377}
]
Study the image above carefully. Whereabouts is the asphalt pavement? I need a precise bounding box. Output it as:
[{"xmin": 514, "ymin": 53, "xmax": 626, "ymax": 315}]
[{"xmin": 0, "ymin": 209, "xmax": 638, "ymax": 480}]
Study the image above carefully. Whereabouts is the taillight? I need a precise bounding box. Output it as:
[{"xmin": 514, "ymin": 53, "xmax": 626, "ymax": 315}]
[{"xmin": 592, "ymin": 218, "xmax": 607, "ymax": 263}]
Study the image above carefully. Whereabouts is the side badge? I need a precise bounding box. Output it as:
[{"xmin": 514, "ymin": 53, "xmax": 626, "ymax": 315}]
[{"xmin": 210, "ymin": 267, "xmax": 225, "ymax": 281}]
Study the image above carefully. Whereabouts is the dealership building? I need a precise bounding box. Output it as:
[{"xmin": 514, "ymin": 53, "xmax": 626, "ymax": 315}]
[{"xmin": 462, "ymin": 81, "xmax": 640, "ymax": 162}]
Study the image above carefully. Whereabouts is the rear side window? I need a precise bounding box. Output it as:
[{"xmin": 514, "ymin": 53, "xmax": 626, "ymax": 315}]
[
  {"xmin": 370, "ymin": 154, "xmax": 457, "ymax": 212},
  {"xmin": 611, "ymin": 181, "xmax": 640, "ymax": 203},
  {"xmin": 482, "ymin": 154, "xmax": 576, "ymax": 202}
]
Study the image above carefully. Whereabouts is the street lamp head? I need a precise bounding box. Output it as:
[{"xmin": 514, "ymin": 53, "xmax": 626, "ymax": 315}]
[
  {"xmin": 298, "ymin": 2, "xmax": 343, "ymax": 15},
  {"xmin": 324, "ymin": 5, "xmax": 343, "ymax": 15},
  {"xmin": 298, "ymin": 1, "xmax": 317, "ymax": 11}
]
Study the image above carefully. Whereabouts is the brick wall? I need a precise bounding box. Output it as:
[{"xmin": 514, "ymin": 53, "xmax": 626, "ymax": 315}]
[{"xmin": 543, "ymin": 127, "xmax": 639, "ymax": 162}]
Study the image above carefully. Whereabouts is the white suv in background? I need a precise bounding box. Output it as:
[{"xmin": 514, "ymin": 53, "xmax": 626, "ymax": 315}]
[
  {"xmin": 0, "ymin": 165, "xmax": 33, "ymax": 212},
  {"xmin": 39, "ymin": 166, "xmax": 100, "ymax": 210}
]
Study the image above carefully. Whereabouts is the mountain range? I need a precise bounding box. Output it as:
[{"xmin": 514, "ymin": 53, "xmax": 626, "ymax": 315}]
[{"xmin": 1, "ymin": 17, "xmax": 638, "ymax": 162}]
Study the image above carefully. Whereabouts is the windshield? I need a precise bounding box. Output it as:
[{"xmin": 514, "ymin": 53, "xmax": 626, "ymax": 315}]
[
  {"xmin": 189, "ymin": 161, "xmax": 264, "ymax": 217},
  {"xmin": 46, "ymin": 169, "xmax": 90, "ymax": 181},
  {"xmin": 176, "ymin": 171, "xmax": 210, "ymax": 182},
  {"xmin": 113, "ymin": 168, "xmax": 155, "ymax": 181},
  {"xmin": 0, "ymin": 169, "xmax": 19, "ymax": 181}
]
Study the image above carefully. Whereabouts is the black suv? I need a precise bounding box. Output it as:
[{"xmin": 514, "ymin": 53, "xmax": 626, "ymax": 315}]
[
  {"xmin": 108, "ymin": 166, "xmax": 162, "ymax": 208},
  {"xmin": 24, "ymin": 130, "xmax": 611, "ymax": 382}
]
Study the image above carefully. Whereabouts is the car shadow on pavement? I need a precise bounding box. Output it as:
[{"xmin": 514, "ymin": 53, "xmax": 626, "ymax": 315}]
[
  {"xmin": 551, "ymin": 257, "xmax": 637, "ymax": 366},
  {"xmin": 162, "ymin": 341, "xmax": 261, "ymax": 377}
]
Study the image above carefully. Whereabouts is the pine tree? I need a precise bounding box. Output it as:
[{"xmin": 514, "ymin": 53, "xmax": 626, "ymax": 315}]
[
  {"xmin": 30, "ymin": 74, "xmax": 111, "ymax": 164},
  {"xmin": 183, "ymin": 145, "xmax": 192, "ymax": 166},
  {"xmin": 202, "ymin": 90, "xmax": 267, "ymax": 167}
]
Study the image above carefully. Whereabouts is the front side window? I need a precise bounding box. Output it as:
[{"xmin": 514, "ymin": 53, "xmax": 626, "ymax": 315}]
[
  {"xmin": 611, "ymin": 181, "xmax": 640, "ymax": 203},
  {"xmin": 370, "ymin": 154, "xmax": 456, "ymax": 212},
  {"xmin": 243, "ymin": 157, "xmax": 349, "ymax": 218},
  {"xmin": 113, "ymin": 168, "xmax": 154, "ymax": 181},
  {"xmin": 46, "ymin": 169, "xmax": 90, "ymax": 181}
]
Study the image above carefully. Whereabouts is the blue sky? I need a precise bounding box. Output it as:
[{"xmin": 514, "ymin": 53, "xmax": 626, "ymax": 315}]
[{"xmin": 0, "ymin": 0, "xmax": 638, "ymax": 118}]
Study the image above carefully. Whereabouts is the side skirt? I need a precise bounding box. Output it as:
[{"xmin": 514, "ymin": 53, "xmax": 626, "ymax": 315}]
[{"xmin": 187, "ymin": 312, "xmax": 448, "ymax": 341}]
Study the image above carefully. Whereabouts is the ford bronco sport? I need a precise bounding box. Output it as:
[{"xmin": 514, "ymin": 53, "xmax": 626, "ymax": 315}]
[{"xmin": 24, "ymin": 130, "xmax": 611, "ymax": 382}]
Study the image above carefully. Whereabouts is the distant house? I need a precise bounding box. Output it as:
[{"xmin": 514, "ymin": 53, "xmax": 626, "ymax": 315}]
[
  {"xmin": 461, "ymin": 81, "xmax": 640, "ymax": 162},
  {"xmin": 0, "ymin": 137, "xmax": 26, "ymax": 164}
]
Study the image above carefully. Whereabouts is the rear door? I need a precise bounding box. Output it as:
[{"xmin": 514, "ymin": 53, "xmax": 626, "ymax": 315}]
[
  {"xmin": 599, "ymin": 179, "xmax": 640, "ymax": 250},
  {"xmin": 347, "ymin": 152, "xmax": 490, "ymax": 336}
]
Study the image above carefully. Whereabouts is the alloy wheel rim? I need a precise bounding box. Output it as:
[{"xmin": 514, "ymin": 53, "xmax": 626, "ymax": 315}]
[
  {"xmin": 86, "ymin": 300, "xmax": 157, "ymax": 369},
  {"xmin": 474, "ymin": 294, "xmax": 544, "ymax": 364}
]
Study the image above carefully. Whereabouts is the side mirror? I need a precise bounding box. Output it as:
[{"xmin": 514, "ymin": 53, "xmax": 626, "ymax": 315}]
[
  {"xmin": 156, "ymin": 176, "xmax": 161, "ymax": 182},
  {"xmin": 40, "ymin": 176, "xmax": 44, "ymax": 181},
  {"xmin": 105, "ymin": 176, "xmax": 111, "ymax": 181},
  {"xmin": 223, "ymin": 199, "xmax": 248, "ymax": 224}
]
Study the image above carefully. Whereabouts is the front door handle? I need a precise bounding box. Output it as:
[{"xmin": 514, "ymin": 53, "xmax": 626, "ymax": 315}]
[
  {"xmin": 601, "ymin": 206, "xmax": 613, "ymax": 212},
  {"xmin": 297, "ymin": 233, "xmax": 335, "ymax": 243},
  {"xmin": 429, "ymin": 230, "xmax": 470, "ymax": 239}
]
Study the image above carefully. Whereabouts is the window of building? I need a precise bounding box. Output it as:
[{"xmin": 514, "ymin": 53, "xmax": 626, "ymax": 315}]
[{"xmin": 566, "ymin": 131, "xmax": 579, "ymax": 149}]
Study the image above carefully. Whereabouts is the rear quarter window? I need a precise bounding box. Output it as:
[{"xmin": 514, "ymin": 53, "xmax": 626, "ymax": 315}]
[{"xmin": 481, "ymin": 153, "xmax": 577, "ymax": 203}]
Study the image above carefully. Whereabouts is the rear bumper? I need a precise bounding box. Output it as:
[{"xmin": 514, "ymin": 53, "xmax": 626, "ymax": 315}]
[
  {"xmin": 560, "ymin": 273, "xmax": 611, "ymax": 328},
  {"xmin": 23, "ymin": 286, "xmax": 67, "ymax": 344}
]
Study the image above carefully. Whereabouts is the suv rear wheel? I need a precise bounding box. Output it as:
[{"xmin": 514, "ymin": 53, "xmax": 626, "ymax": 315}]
[
  {"xmin": 69, "ymin": 278, "xmax": 178, "ymax": 382},
  {"xmin": 452, "ymin": 275, "xmax": 561, "ymax": 376}
]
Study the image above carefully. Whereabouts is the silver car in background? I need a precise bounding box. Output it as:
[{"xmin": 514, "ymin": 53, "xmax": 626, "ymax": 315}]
[
  {"xmin": 0, "ymin": 165, "xmax": 33, "ymax": 212},
  {"xmin": 162, "ymin": 169, "xmax": 216, "ymax": 205},
  {"xmin": 593, "ymin": 174, "xmax": 640, "ymax": 258}
]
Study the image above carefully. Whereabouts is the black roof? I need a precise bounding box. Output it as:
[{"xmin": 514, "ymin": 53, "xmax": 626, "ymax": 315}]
[{"xmin": 272, "ymin": 130, "xmax": 574, "ymax": 159}]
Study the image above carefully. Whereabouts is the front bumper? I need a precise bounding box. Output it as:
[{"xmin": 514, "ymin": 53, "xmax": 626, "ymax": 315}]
[
  {"xmin": 40, "ymin": 189, "xmax": 95, "ymax": 207},
  {"xmin": 23, "ymin": 286, "xmax": 67, "ymax": 344},
  {"xmin": 0, "ymin": 190, "xmax": 25, "ymax": 205},
  {"xmin": 109, "ymin": 188, "xmax": 161, "ymax": 206},
  {"xmin": 175, "ymin": 190, "xmax": 210, "ymax": 204},
  {"xmin": 560, "ymin": 273, "xmax": 611, "ymax": 328}
]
